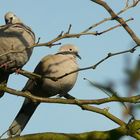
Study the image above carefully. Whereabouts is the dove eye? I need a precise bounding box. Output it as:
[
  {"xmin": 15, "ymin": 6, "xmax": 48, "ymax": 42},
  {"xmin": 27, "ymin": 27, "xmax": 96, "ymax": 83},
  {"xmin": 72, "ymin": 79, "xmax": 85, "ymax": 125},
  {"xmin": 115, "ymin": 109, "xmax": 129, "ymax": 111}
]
[
  {"xmin": 69, "ymin": 48, "xmax": 72, "ymax": 51},
  {"xmin": 10, "ymin": 17, "xmax": 13, "ymax": 21}
]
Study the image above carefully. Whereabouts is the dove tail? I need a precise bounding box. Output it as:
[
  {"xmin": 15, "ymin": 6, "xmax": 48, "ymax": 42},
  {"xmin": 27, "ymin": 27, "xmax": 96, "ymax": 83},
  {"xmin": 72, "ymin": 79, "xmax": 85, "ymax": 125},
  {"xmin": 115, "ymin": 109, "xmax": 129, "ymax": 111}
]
[
  {"xmin": 0, "ymin": 72, "xmax": 9, "ymax": 98},
  {"xmin": 7, "ymin": 99, "xmax": 39, "ymax": 136}
]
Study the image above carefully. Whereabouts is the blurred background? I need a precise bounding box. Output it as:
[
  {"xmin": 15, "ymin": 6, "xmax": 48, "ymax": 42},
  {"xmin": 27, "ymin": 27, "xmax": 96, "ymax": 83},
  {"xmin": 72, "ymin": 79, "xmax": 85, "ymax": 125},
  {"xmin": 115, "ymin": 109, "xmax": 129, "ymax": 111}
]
[{"xmin": 0, "ymin": 1, "xmax": 140, "ymax": 139}]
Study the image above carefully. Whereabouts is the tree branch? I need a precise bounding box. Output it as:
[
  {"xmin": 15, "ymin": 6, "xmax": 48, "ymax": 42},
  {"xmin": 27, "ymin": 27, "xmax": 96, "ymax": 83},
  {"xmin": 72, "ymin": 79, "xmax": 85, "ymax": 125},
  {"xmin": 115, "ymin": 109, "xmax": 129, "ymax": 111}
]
[
  {"xmin": 3, "ymin": 84, "xmax": 140, "ymax": 105},
  {"xmin": 12, "ymin": 42, "xmax": 139, "ymax": 90},
  {"xmin": 48, "ymin": 44, "xmax": 139, "ymax": 81},
  {"xmin": 0, "ymin": 84, "xmax": 126, "ymax": 126},
  {"xmin": 82, "ymin": 0, "xmax": 138, "ymax": 33},
  {"xmin": 1, "ymin": 126, "xmax": 127, "ymax": 140},
  {"xmin": 0, "ymin": 16, "xmax": 133, "ymax": 60},
  {"xmin": 2, "ymin": 120, "xmax": 140, "ymax": 140},
  {"xmin": 90, "ymin": 0, "xmax": 140, "ymax": 45},
  {"xmin": 4, "ymin": 84, "xmax": 140, "ymax": 129}
]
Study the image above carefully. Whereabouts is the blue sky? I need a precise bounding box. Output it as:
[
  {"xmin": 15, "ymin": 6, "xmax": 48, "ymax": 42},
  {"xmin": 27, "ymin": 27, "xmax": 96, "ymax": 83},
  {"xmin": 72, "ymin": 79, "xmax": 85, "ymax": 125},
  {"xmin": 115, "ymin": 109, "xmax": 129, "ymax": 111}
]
[{"xmin": 0, "ymin": 1, "xmax": 140, "ymax": 139}]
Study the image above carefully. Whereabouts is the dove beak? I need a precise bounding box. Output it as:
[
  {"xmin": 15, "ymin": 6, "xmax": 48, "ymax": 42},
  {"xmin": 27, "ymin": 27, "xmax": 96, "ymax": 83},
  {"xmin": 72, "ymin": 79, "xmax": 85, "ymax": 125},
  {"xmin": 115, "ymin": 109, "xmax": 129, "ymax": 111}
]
[
  {"xmin": 76, "ymin": 53, "xmax": 81, "ymax": 59},
  {"xmin": 5, "ymin": 19, "xmax": 9, "ymax": 24}
]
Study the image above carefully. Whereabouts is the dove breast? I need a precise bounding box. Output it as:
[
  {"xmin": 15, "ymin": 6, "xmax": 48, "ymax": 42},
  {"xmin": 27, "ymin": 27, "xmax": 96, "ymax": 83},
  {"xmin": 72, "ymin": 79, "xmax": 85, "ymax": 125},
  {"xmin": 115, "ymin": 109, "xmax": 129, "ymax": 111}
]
[{"xmin": 30, "ymin": 53, "xmax": 79, "ymax": 97}]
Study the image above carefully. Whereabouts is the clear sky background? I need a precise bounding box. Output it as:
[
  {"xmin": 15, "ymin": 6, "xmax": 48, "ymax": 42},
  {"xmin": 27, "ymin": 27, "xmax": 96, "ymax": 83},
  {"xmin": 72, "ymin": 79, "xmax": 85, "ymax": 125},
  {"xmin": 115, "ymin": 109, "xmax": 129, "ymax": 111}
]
[{"xmin": 0, "ymin": 1, "xmax": 140, "ymax": 140}]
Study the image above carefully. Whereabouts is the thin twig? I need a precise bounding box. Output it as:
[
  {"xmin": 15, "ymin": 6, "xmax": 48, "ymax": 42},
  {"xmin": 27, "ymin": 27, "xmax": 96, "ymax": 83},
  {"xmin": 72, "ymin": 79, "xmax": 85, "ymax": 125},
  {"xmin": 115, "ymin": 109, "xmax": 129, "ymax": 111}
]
[
  {"xmin": 82, "ymin": 0, "xmax": 139, "ymax": 33},
  {"xmin": 118, "ymin": 0, "xmax": 140, "ymax": 15},
  {"xmin": 51, "ymin": 44, "xmax": 139, "ymax": 81},
  {"xmin": 0, "ymin": 17, "xmax": 133, "ymax": 60},
  {"xmin": 16, "ymin": 44, "xmax": 139, "ymax": 82},
  {"xmin": 17, "ymin": 69, "xmax": 41, "ymax": 80},
  {"xmin": 77, "ymin": 104, "xmax": 126, "ymax": 126},
  {"xmin": 97, "ymin": 18, "xmax": 133, "ymax": 35},
  {"xmin": 66, "ymin": 24, "xmax": 72, "ymax": 34},
  {"xmin": 90, "ymin": 0, "xmax": 140, "ymax": 45}
]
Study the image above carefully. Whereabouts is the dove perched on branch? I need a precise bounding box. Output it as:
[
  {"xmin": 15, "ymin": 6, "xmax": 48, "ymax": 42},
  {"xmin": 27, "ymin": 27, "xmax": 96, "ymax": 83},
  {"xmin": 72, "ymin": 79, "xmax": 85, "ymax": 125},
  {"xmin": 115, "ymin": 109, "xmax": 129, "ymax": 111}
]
[
  {"xmin": 0, "ymin": 12, "xmax": 35, "ymax": 97},
  {"xmin": 7, "ymin": 44, "xmax": 80, "ymax": 137}
]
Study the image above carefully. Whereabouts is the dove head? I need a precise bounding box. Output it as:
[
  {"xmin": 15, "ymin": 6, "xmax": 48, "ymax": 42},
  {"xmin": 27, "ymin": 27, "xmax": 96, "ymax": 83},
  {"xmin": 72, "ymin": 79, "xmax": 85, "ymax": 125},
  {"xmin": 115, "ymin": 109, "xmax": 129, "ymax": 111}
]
[
  {"xmin": 4, "ymin": 12, "xmax": 22, "ymax": 24},
  {"xmin": 58, "ymin": 44, "xmax": 81, "ymax": 59}
]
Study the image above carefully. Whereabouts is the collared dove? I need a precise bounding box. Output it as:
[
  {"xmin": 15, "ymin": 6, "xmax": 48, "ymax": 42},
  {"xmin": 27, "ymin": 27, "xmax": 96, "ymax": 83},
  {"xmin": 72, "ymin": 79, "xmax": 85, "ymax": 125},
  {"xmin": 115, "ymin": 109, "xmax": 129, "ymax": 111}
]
[
  {"xmin": 0, "ymin": 12, "xmax": 35, "ymax": 97},
  {"xmin": 7, "ymin": 44, "xmax": 80, "ymax": 137}
]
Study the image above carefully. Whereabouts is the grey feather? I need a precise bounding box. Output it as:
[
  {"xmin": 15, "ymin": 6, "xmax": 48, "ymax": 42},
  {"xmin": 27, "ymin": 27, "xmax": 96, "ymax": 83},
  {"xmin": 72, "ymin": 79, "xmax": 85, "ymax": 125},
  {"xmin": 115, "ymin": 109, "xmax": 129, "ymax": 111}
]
[
  {"xmin": 0, "ymin": 12, "xmax": 35, "ymax": 97},
  {"xmin": 8, "ymin": 44, "xmax": 80, "ymax": 136}
]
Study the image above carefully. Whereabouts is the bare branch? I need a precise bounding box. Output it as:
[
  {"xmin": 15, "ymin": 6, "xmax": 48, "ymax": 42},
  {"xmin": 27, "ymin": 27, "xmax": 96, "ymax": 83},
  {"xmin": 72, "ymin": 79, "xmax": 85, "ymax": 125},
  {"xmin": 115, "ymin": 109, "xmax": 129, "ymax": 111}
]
[
  {"xmin": 0, "ymin": 126, "xmax": 130, "ymax": 140},
  {"xmin": 2, "ymin": 83, "xmax": 140, "ymax": 128},
  {"xmin": 2, "ymin": 119, "xmax": 140, "ymax": 140},
  {"xmin": 15, "ymin": 43, "xmax": 138, "ymax": 83},
  {"xmin": 50, "ymin": 44, "xmax": 138, "ymax": 81},
  {"xmin": 17, "ymin": 69, "xmax": 41, "ymax": 80},
  {"xmin": 125, "ymin": 0, "xmax": 129, "ymax": 7},
  {"xmin": 82, "ymin": 0, "xmax": 139, "ymax": 33},
  {"xmin": 96, "ymin": 18, "xmax": 133, "ymax": 35},
  {"xmin": 0, "ymin": 18, "xmax": 132, "ymax": 71},
  {"xmin": 119, "ymin": 0, "xmax": 140, "ymax": 15},
  {"xmin": 2, "ymin": 82, "xmax": 140, "ymax": 105},
  {"xmin": 1, "ymin": 84, "xmax": 126, "ymax": 126},
  {"xmin": 66, "ymin": 24, "xmax": 72, "ymax": 34},
  {"xmin": 0, "ymin": 0, "xmax": 138, "ymax": 59},
  {"xmin": 90, "ymin": 0, "xmax": 140, "ymax": 45},
  {"xmin": 78, "ymin": 105, "xmax": 126, "ymax": 126}
]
